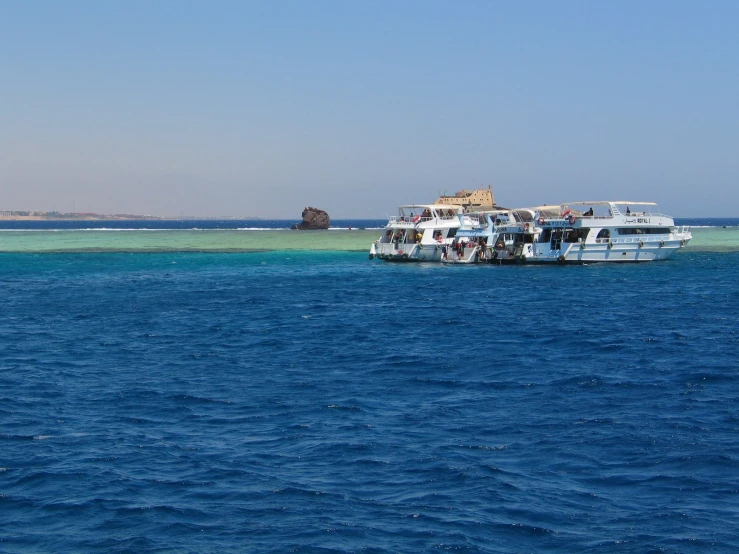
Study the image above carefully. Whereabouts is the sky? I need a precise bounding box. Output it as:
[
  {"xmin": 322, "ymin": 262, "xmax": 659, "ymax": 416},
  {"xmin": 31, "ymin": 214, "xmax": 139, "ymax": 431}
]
[{"xmin": 2, "ymin": 0, "xmax": 738, "ymax": 218}]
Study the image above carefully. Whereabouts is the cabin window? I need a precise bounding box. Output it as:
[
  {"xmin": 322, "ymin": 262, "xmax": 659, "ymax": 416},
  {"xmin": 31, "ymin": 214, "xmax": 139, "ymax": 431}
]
[
  {"xmin": 596, "ymin": 229, "xmax": 610, "ymax": 241},
  {"xmin": 447, "ymin": 228, "xmax": 457, "ymax": 238}
]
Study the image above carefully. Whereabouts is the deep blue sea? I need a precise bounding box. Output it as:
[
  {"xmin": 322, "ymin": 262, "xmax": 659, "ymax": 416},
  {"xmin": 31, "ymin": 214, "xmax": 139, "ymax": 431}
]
[{"xmin": 2, "ymin": 220, "xmax": 738, "ymax": 553}]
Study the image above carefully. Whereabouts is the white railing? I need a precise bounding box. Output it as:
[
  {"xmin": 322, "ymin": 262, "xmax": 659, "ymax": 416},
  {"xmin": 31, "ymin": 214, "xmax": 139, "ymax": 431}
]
[
  {"xmin": 592, "ymin": 236, "xmax": 684, "ymax": 246},
  {"xmin": 571, "ymin": 211, "xmax": 672, "ymax": 219},
  {"xmin": 386, "ymin": 214, "xmax": 459, "ymax": 224},
  {"xmin": 387, "ymin": 216, "xmax": 425, "ymax": 224}
]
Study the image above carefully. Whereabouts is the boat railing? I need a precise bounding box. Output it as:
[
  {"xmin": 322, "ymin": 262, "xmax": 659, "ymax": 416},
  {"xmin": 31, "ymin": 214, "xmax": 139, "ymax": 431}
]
[
  {"xmin": 575, "ymin": 211, "xmax": 672, "ymax": 219},
  {"xmin": 387, "ymin": 214, "xmax": 459, "ymax": 224},
  {"xmin": 577, "ymin": 215, "xmax": 612, "ymax": 220},
  {"xmin": 616, "ymin": 211, "xmax": 672, "ymax": 218},
  {"xmin": 387, "ymin": 215, "xmax": 427, "ymax": 224},
  {"xmin": 594, "ymin": 235, "xmax": 683, "ymax": 245}
]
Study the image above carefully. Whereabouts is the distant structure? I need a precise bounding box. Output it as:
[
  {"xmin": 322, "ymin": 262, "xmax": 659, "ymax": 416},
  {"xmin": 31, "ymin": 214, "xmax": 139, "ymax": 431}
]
[
  {"xmin": 291, "ymin": 207, "xmax": 330, "ymax": 230},
  {"xmin": 434, "ymin": 186, "xmax": 496, "ymax": 210}
]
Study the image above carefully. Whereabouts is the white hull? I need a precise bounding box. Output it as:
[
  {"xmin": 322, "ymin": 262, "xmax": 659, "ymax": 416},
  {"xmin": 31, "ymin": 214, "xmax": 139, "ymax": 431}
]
[
  {"xmin": 525, "ymin": 239, "xmax": 687, "ymax": 263},
  {"xmin": 370, "ymin": 203, "xmax": 468, "ymax": 262},
  {"xmin": 450, "ymin": 202, "xmax": 692, "ymax": 265},
  {"xmin": 373, "ymin": 242, "xmax": 445, "ymax": 262},
  {"xmin": 373, "ymin": 200, "xmax": 692, "ymax": 265}
]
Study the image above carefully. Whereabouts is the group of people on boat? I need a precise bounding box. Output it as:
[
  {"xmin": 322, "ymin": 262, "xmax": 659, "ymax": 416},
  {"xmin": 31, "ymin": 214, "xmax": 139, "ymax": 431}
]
[
  {"xmin": 371, "ymin": 198, "xmax": 692, "ymax": 264},
  {"xmin": 400, "ymin": 209, "xmax": 433, "ymax": 223},
  {"xmin": 441, "ymin": 237, "xmax": 490, "ymax": 262}
]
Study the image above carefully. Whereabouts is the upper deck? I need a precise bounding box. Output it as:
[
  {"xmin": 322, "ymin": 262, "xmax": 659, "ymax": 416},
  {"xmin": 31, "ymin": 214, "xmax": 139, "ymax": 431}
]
[
  {"xmin": 547, "ymin": 201, "xmax": 677, "ymax": 227},
  {"xmin": 386, "ymin": 204, "xmax": 464, "ymax": 226}
]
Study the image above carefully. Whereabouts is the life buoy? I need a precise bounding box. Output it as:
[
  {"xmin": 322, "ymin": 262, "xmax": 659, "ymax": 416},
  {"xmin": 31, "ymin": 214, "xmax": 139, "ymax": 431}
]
[
  {"xmin": 561, "ymin": 209, "xmax": 572, "ymax": 218},
  {"xmin": 566, "ymin": 214, "xmax": 576, "ymax": 225},
  {"xmin": 537, "ymin": 217, "xmax": 545, "ymax": 226}
]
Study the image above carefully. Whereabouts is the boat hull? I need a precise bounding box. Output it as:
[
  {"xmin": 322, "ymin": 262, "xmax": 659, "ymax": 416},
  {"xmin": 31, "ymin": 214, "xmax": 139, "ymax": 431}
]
[
  {"xmin": 373, "ymin": 242, "xmax": 444, "ymax": 262},
  {"xmin": 484, "ymin": 240, "xmax": 688, "ymax": 264}
]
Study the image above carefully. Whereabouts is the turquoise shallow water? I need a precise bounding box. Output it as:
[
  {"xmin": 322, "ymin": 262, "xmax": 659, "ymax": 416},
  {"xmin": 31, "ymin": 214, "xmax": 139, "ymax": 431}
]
[
  {"xmin": 0, "ymin": 226, "xmax": 736, "ymax": 253},
  {"xmin": 1, "ymin": 222, "xmax": 738, "ymax": 552},
  {"xmin": 0, "ymin": 229, "xmax": 380, "ymax": 253}
]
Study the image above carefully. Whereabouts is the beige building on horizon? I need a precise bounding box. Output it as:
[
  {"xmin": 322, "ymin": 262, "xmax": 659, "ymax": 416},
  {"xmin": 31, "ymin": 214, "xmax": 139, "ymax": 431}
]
[{"xmin": 434, "ymin": 187, "xmax": 496, "ymax": 210}]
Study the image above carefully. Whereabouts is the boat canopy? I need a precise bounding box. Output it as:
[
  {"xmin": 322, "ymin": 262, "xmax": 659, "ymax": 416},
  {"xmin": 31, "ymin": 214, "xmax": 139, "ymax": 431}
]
[
  {"xmin": 562, "ymin": 201, "xmax": 658, "ymax": 207},
  {"xmin": 398, "ymin": 204, "xmax": 463, "ymax": 211}
]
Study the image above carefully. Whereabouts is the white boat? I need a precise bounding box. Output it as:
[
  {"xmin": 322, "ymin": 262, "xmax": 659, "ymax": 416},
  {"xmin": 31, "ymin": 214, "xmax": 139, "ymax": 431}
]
[
  {"xmin": 369, "ymin": 204, "xmax": 474, "ymax": 262},
  {"xmin": 440, "ymin": 209, "xmax": 533, "ymax": 264},
  {"xmin": 486, "ymin": 201, "xmax": 691, "ymax": 263}
]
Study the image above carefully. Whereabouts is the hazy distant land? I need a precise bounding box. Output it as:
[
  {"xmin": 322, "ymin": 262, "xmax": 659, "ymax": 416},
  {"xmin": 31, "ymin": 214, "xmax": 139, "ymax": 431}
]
[{"xmin": 0, "ymin": 211, "xmax": 260, "ymax": 221}]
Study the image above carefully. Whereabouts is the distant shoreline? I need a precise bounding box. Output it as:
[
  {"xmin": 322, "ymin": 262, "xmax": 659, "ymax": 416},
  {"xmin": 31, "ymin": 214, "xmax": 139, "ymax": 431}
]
[{"xmin": 0, "ymin": 215, "xmax": 265, "ymax": 221}]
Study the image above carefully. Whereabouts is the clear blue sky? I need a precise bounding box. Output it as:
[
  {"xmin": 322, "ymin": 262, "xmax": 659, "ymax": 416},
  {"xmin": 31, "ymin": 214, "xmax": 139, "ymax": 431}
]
[{"xmin": 2, "ymin": 0, "xmax": 737, "ymax": 217}]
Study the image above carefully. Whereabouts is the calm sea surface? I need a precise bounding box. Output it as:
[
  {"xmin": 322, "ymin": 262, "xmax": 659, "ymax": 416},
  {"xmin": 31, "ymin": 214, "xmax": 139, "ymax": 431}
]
[{"xmin": 1, "ymin": 219, "xmax": 738, "ymax": 552}]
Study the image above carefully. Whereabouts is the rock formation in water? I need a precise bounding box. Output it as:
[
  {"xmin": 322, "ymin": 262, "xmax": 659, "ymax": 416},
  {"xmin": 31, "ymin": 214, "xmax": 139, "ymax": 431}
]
[{"xmin": 291, "ymin": 207, "xmax": 330, "ymax": 230}]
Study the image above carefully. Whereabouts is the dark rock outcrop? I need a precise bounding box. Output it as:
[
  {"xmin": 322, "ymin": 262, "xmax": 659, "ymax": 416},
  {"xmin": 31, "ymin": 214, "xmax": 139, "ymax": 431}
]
[{"xmin": 291, "ymin": 207, "xmax": 330, "ymax": 230}]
